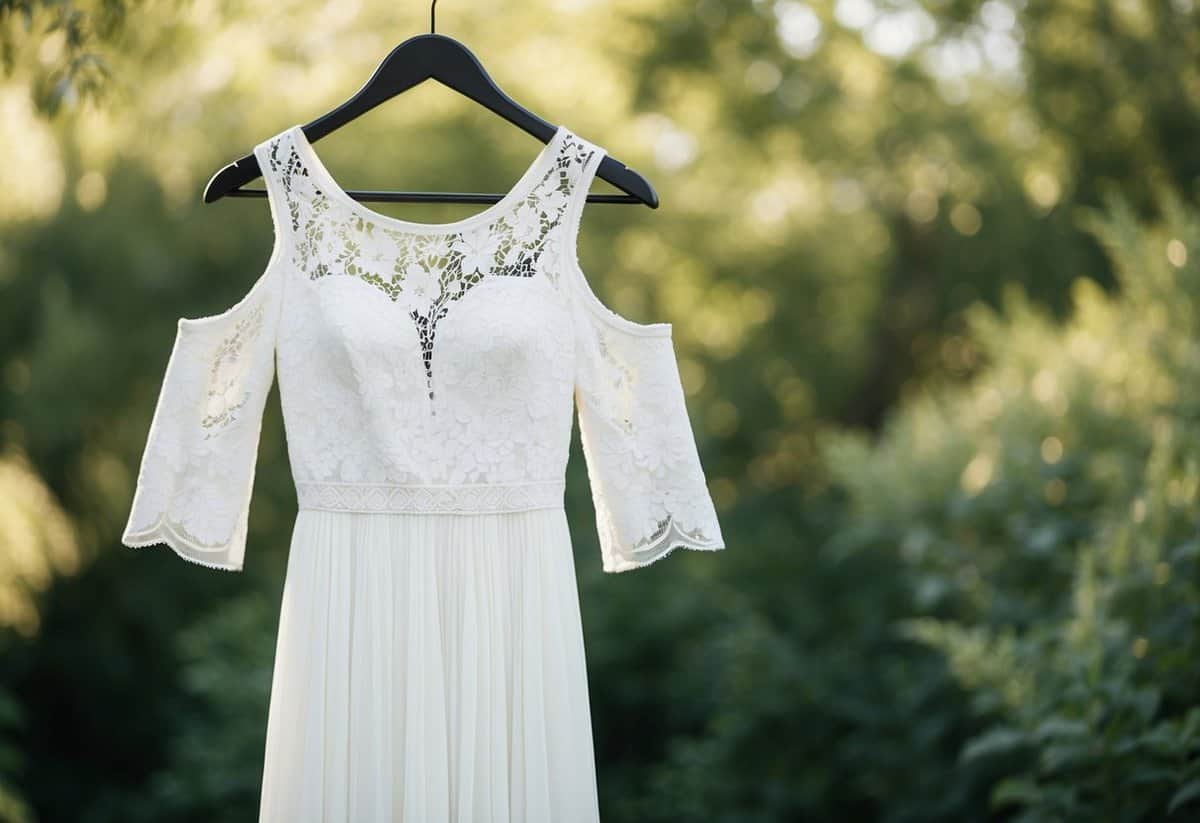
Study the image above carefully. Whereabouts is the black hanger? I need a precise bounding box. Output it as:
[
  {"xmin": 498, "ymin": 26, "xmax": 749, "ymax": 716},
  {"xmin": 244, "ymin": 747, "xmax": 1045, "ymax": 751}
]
[{"xmin": 203, "ymin": 2, "xmax": 659, "ymax": 208}]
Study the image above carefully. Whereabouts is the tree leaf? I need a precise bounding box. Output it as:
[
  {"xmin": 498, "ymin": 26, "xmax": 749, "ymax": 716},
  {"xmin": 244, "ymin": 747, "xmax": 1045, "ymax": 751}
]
[
  {"xmin": 1168, "ymin": 779, "xmax": 1200, "ymax": 814},
  {"xmin": 1034, "ymin": 717, "xmax": 1089, "ymax": 741},
  {"xmin": 992, "ymin": 777, "xmax": 1040, "ymax": 808},
  {"xmin": 962, "ymin": 727, "xmax": 1027, "ymax": 763}
]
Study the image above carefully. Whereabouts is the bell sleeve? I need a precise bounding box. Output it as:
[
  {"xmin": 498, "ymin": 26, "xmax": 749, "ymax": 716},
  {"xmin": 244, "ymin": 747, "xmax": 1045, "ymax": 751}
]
[
  {"xmin": 120, "ymin": 261, "xmax": 283, "ymax": 571},
  {"xmin": 571, "ymin": 271, "xmax": 726, "ymax": 573}
]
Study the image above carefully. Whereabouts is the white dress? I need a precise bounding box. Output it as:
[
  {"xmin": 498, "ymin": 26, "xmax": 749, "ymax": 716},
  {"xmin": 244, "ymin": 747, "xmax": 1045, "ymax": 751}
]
[{"xmin": 120, "ymin": 123, "xmax": 726, "ymax": 823}]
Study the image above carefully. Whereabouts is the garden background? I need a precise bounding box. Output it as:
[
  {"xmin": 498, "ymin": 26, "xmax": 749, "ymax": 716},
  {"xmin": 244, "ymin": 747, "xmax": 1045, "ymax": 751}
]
[{"xmin": 1, "ymin": 0, "xmax": 1199, "ymax": 820}]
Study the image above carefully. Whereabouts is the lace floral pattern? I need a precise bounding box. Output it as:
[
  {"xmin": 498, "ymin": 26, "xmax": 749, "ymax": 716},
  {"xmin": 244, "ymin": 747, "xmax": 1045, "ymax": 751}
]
[
  {"xmin": 200, "ymin": 303, "xmax": 267, "ymax": 435},
  {"xmin": 120, "ymin": 124, "xmax": 725, "ymax": 573}
]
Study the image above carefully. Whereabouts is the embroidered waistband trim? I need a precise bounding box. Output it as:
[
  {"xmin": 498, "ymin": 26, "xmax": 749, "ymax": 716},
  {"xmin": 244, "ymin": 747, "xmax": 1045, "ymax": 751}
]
[{"xmin": 295, "ymin": 480, "xmax": 566, "ymax": 514}]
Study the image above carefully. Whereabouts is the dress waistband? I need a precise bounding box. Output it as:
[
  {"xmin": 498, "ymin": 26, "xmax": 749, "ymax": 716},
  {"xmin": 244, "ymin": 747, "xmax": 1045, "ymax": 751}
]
[{"xmin": 295, "ymin": 480, "xmax": 566, "ymax": 514}]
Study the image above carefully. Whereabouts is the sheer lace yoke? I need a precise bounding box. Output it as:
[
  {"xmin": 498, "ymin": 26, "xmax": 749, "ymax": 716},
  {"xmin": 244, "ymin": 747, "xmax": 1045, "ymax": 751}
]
[{"xmin": 288, "ymin": 123, "xmax": 568, "ymax": 235}]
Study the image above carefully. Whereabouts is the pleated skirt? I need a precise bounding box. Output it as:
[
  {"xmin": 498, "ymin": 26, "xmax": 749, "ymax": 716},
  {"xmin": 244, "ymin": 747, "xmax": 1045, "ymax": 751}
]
[{"xmin": 257, "ymin": 507, "xmax": 601, "ymax": 823}]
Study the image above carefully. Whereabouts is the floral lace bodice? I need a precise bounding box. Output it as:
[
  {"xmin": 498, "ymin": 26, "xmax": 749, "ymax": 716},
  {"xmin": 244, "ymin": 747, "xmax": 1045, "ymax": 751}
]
[{"xmin": 120, "ymin": 124, "xmax": 725, "ymax": 573}]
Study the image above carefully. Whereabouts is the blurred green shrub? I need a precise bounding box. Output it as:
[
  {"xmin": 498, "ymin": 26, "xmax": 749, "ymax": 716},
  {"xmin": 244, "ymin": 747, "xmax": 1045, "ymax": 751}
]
[
  {"xmin": 825, "ymin": 184, "xmax": 1200, "ymax": 821},
  {"xmin": 137, "ymin": 593, "xmax": 277, "ymax": 821}
]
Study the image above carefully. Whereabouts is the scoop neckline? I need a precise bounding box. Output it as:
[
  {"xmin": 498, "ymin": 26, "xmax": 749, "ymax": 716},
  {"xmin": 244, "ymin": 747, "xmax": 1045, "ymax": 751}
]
[{"xmin": 287, "ymin": 123, "xmax": 568, "ymax": 236}]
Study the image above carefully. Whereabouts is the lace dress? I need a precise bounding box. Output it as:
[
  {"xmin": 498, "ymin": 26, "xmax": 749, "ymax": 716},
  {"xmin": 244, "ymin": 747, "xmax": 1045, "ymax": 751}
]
[{"xmin": 120, "ymin": 123, "xmax": 725, "ymax": 823}]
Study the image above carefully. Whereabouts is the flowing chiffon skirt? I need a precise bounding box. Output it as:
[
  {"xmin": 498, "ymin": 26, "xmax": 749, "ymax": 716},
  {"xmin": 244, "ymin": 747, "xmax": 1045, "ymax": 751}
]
[{"xmin": 257, "ymin": 507, "xmax": 601, "ymax": 823}]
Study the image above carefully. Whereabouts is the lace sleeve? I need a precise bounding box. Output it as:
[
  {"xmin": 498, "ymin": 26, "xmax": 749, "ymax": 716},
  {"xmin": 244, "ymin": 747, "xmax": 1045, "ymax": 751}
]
[
  {"xmin": 569, "ymin": 270, "xmax": 725, "ymax": 572},
  {"xmin": 120, "ymin": 260, "xmax": 283, "ymax": 572}
]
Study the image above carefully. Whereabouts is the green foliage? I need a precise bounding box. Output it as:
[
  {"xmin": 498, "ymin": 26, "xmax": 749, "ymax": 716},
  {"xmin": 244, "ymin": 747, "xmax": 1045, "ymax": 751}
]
[
  {"xmin": 138, "ymin": 594, "xmax": 277, "ymax": 822},
  {"xmin": 0, "ymin": 686, "xmax": 32, "ymax": 823},
  {"xmin": 825, "ymin": 185, "xmax": 1200, "ymax": 820},
  {"xmin": 0, "ymin": 1, "xmax": 1199, "ymax": 821},
  {"xmin": 0, "ymin": 0, "xmax": 128, "ymax": 112}
]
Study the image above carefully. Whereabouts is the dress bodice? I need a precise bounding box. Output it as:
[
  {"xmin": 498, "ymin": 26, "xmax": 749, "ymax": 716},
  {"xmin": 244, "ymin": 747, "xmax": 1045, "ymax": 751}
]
[
  {"xmin": 271, "ymin": 125, "xmax": 588, "ymax": 507},
  {"xmin": 121, "ymin": 123, "xmax": 725, "ymax": 573}
]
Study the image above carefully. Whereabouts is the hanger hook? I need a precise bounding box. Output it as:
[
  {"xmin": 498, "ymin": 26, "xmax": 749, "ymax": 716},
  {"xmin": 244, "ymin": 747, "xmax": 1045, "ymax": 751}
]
[{"xmin": 431, "ymin": 0, "xmax": 437, "ymax": 33}]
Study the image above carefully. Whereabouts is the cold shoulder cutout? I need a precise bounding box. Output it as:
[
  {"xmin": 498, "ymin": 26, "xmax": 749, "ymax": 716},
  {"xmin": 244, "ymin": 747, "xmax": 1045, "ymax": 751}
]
[
  {"xmin": 121, "ymin": 258, "xmax": 283, "ymax": 570},
  {"xmin": 563, "ymin": 146, "xmax": 725, "ymax": 572}
]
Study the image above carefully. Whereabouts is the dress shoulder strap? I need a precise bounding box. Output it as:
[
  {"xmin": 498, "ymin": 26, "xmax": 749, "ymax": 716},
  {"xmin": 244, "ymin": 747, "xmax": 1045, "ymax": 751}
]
[
  {"xmin": 554, "ymin": 128, "xmax": 607, "ymax": 213},
  {"xmin": 555, "ymin": 128, "xmax": 608, "ymax": 286},
  {"xmin": 252, "ymin": 129, "xmax": 309, "ymax": 253}
]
